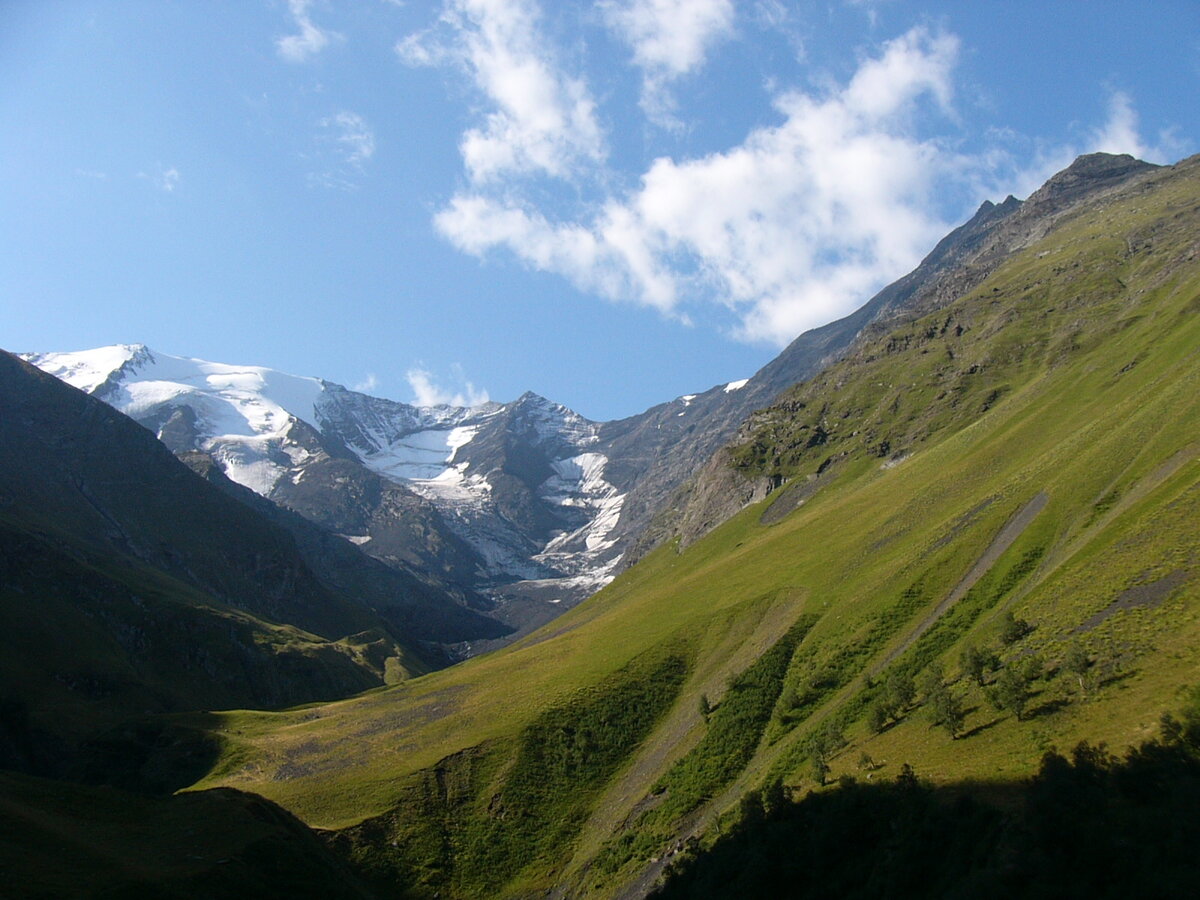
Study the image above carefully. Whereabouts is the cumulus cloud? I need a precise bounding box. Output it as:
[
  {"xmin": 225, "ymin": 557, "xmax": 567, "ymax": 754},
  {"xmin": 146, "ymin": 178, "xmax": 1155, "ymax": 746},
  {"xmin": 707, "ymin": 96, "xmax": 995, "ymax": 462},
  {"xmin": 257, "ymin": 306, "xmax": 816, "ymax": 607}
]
[
  {"xmin": 398, "ymin": 0, "xmax": 604, "ymax": 183},
  {"xmin": 437, "ymin": 26, "xmax": 965, "ymax": 345},
  {"xmin": 601, "ymin": 0, "xmax": 735, "ymax": 126},
  {"xmin": 434, "ymin": 194, "xmax": 679, "ymax": 311},
  {"xmin": 406, "ymin": 365, "xmax": 490, "ymax": 407},
  {"xmin": 408, "ymin": 8, "xmax": 1179, "ymax": 349},
  {"xmin": 277, "ymin": 0, "xmax": 342, "ymax": 63}
]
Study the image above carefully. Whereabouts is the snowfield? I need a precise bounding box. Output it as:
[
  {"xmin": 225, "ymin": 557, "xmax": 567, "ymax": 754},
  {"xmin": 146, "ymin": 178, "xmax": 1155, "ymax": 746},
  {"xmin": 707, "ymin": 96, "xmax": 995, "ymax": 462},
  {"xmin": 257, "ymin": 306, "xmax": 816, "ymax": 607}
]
[{"xmin": 25, "ymin": 345, "xmax": 325, "ymax": 495}]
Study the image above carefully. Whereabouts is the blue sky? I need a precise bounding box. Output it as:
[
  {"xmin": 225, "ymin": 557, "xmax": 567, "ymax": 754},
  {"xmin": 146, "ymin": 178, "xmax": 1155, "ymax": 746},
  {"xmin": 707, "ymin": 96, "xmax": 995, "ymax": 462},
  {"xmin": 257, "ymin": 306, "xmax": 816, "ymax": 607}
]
[{"xmin": 3, "ymin": 1, "xmax": 1197, "ymax": 420}]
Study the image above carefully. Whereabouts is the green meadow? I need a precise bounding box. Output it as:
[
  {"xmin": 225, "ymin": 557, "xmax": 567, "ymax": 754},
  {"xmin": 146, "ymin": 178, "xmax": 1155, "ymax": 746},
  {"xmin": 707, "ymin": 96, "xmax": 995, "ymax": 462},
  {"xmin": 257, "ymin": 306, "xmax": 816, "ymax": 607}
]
[{"xmin": 184, "ymin": 157, "xmax": 1200, "ymax": 897}]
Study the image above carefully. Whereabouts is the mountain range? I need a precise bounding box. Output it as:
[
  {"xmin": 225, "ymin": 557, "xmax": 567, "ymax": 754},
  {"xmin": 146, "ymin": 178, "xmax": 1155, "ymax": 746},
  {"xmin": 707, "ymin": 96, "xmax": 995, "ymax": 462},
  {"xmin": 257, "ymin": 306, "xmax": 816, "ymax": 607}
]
[
  {"xmin": 23, "ymin": 157, "xmax": 1161, "ymax": 656},
  {"xmin": 3, "ymin": 150, "xmax": 1199, "ymax": 898}
]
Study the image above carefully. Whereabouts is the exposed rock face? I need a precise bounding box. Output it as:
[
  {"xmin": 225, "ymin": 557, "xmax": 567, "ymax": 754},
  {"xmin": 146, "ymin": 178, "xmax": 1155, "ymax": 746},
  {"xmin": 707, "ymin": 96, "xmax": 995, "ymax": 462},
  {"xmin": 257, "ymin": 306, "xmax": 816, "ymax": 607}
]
[{"xmin": 179, "ymin": 451, "xmax": 509, "ymax": 645}]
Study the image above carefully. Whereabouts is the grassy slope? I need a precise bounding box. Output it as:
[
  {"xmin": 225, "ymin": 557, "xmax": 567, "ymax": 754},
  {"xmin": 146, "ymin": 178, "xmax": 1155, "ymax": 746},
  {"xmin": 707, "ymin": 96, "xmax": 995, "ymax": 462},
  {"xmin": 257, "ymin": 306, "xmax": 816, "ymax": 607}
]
[{"xmin": 191, "ymin": 157, "xmax": 1200, "ymax": 897}]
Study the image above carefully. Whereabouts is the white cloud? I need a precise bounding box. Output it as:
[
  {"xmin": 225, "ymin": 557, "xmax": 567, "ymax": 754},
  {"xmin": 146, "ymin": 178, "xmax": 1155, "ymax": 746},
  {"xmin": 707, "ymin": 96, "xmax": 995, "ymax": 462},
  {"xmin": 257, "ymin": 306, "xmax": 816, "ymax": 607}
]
[
  {"xmin": 1091, "ymin": 90, "xmax": 1144, "ymax": 157},
  {"xmin": 984, "ymin": 89, "xmax": 1190, "ymax": 202},
  {"xmin": 847, "ymin": 0, "xmax": 897, "ymax": 30},
  {"xmin": 603, "ymin": 0, "xmax": 734, "ymax": 77},
  {"xmin": 276, "ymin": 0, "xmax": 342, "ymax": 63},
  {"xmin": 434, "ymin": 194, "xmax": 678, "ymax": 312},
  {"xmin": 322, "ymin": 111, "xmax": 376, "ymax": 167},
  {"xmin": 406, "ymin": 365, "xmax": 490, "ymax": 407},
  {"xmin": 398, "ymin": 0, "xmax": 604, "ymax": 183},
  {"xmin": 752, "ymin": 0, "xmax": 789, "ymax": 30},
  {"xmin": 413, "ymin": 12, "xmax": 1184, "ymax": 349},
  {"xmin": 353, "ymin": 373, "xmax": 380, "ymax": 394},
  {"xmin": 138, "ymin": 165, "xmax": 181, "ymax": 193},
  {"xmin": 309, "ymin": 111, "xmax": 375, "ymax": 189},
  {"xmin": 601, "ymin": 0, "xmax": 735, "ymax": 126},
  {"xmin": 1089, "ymin": 90, "xmax": 1186, "ymax": 164},
  {"xmin": 438, "ymin": 26, "xmax": 965, "ymax": 345},
  {"xmin": 395, "ymin": 29, "xmax": 444, "ymax": 66}
]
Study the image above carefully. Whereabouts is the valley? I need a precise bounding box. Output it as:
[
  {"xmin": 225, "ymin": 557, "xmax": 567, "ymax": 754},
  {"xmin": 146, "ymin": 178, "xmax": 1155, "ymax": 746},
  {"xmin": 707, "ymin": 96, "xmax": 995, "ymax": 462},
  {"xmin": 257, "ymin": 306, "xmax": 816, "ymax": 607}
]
[{"xmin": 3, "ymin": 151, "xmax": 1199, "ymax": 897}]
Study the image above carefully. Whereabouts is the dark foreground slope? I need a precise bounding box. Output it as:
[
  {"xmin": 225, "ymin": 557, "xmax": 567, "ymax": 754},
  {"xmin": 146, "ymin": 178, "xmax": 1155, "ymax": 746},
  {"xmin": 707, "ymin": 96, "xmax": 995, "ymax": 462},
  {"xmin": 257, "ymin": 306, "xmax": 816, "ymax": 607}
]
[
  {"xmin": 0, "ymin": 770, "xmax": 380, "ymax": 899},
  {"xmin": 178, "ymin": 154, "xmax": 1199, "ymax": 898}
]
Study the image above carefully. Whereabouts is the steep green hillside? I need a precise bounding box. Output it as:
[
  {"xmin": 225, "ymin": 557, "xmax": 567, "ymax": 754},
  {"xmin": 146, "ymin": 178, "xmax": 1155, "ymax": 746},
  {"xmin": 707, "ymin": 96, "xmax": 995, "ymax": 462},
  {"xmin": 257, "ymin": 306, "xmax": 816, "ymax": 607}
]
[{"xmin": 186, "ymin": 154, "xmax": 1199, "ymax": 898}]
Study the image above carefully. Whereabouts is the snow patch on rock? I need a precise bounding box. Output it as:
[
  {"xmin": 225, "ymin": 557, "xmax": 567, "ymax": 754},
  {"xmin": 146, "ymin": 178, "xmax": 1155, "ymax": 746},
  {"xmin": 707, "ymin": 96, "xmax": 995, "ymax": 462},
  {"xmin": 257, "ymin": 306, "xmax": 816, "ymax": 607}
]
[{"xmin": 538, "ymin": 452, "xmax": 626, "ymax": 564}]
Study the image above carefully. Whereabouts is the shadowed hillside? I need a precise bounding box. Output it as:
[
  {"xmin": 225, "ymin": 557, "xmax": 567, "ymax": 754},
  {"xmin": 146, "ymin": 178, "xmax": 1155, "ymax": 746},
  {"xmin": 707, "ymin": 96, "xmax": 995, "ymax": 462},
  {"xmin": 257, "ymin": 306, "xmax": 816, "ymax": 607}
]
[{"xmin": 0, "ymin": 351, "xmax": 447, "ymax": 778}]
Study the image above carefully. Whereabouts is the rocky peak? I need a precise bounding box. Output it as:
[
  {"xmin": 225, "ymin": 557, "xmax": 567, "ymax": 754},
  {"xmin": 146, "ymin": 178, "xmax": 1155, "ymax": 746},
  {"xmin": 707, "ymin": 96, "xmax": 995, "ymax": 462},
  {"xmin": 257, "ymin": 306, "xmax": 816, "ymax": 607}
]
[{"xmin": 1025, "ymin": 152, "xmax": 1157, "ymax": 213}]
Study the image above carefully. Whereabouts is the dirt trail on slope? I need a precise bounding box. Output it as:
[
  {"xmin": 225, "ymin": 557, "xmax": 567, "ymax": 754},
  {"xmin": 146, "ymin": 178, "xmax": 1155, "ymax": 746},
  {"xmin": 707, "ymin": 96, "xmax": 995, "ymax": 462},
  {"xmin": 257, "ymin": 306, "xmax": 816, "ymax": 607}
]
[{"xmin": 875, "ymin": 491, "xmax": 1049, "ymax": 673}]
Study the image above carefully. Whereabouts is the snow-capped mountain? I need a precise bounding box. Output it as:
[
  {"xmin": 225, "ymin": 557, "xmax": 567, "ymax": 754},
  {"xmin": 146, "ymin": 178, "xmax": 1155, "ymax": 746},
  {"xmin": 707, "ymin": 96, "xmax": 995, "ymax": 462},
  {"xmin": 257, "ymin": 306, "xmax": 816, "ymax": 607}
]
[
  {"xmin": 19, "ymin": 337, "xmax": 840, "ymax": 643},
  {"xmin": 23, "ymin": 345, "xmax": 629, "ymax": 622},
  {"xmin": 31, "ymin": 344, "xmax": 329, "ymax": 495},
  {"xmin": 18, "ymin": 272, "xmax": 950, "ymax": 642}
]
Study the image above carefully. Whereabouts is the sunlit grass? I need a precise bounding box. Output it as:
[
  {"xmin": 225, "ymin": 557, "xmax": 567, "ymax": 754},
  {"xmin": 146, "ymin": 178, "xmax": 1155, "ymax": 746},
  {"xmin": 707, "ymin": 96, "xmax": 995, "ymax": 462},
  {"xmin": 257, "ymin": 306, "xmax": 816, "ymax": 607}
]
[{"xmin": 189, "ymin": 158, "xmax": 1200, "ymax": 897}]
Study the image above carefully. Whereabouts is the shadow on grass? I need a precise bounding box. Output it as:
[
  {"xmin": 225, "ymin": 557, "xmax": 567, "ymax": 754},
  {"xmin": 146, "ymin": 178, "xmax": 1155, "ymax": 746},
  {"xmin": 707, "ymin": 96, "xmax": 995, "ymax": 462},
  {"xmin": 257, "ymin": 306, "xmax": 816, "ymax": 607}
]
[
  {"xmin": 75, "ymin": 713, "xmax": 228, "ymax": 794},
  {"xmin": 654, "ymin": 733, "xmax": 1200, "ymax": 900},
  {"xmin": 1026, "ymin": 698, "xmax": 1071, "ymax": 720},
  {"xmin": 1099, "ymin": 668, "xmax": 1138, "ymax": 690},
  {"xmin": 957, "ymin": 716, "xmax": 1004, "ymax": 740}
]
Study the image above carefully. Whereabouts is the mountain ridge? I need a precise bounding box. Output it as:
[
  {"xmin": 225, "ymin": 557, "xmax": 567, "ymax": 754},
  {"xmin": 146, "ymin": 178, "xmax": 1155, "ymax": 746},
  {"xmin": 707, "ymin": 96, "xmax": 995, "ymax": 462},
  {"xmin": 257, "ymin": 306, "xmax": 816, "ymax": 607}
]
[
  {"xmin": 25, "ymin": 151, "xmax": 1163, "ymax": 649},
  {"xmin": 22, "ymin": 346, "xmax": 628, "ymax": 644},
  {"xmin": 175, "ymin": 151, "xmax": 1199, "ymax": 898},
  {"xmin": 649, "ymin": 152, "xmax": 1163, "ymax": 551}
]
